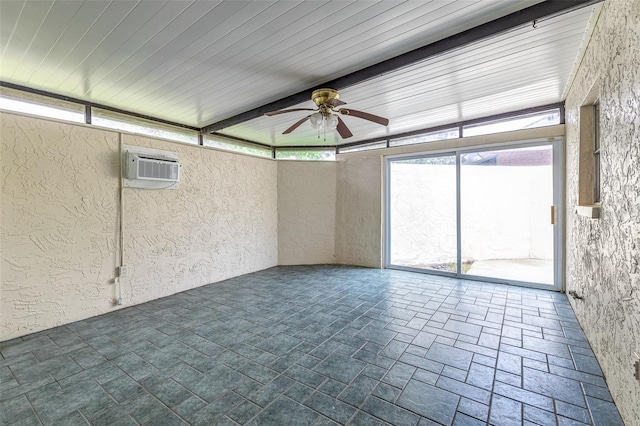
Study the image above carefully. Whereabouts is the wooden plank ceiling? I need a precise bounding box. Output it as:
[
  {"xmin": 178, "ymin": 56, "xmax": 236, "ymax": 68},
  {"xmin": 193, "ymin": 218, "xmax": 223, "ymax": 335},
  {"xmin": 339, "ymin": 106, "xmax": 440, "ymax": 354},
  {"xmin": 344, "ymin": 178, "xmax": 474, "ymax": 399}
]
[{"xmin": 0, "ymin": 1, "xmax": 597, "ymax": 147}]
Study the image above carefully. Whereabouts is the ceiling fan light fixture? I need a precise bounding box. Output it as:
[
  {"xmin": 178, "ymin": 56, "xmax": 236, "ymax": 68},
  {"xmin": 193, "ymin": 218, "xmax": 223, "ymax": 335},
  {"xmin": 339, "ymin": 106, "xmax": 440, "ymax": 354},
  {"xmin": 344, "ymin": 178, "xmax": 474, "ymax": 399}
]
[
  {"xmin": 326, "ymin": 114, "xmax": 338, "ymax": 130},
  {"xmin": 309, "ymin": 112, "xmax": 323, "ymax": 129}
]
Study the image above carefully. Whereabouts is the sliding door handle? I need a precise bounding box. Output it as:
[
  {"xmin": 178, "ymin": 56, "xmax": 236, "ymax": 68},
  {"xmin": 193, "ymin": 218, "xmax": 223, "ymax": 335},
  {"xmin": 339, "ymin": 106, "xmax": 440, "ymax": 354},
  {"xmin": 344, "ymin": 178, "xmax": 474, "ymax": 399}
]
[{"xmin": 551, "ymin": 205, "xmax": 555, "ymax": 225}]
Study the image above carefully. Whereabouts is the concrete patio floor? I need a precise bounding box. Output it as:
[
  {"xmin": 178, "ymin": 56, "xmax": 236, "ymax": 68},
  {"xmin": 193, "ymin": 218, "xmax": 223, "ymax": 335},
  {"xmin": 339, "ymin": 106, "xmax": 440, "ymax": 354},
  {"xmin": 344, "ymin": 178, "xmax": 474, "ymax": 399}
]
[{"xmin": 466, "ymin": 259, "xmax": 554, "ymax": 286}]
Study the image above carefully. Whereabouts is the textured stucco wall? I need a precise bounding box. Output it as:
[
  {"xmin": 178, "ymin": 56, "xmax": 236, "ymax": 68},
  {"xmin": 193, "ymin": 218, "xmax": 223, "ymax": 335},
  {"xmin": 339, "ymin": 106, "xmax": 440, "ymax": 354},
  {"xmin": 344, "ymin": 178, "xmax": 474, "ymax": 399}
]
[
  {"xmin": 277, "ymin": 161, "xmax": 336, "ymax": 265},
  {"xmin": 390, "ymin": 164, "xmax": 553, "ymax": 266},
  {"xmin": 335, "ymin": 155, "xmax": 383, "ymax": 268},
  {"xmin": 564, "ymin": 0, "xmax": 640, "ymax": 424},
  {"xmin": 1, "ymin": 113, "xmax": 277, "ymax": 340},
  {"xmin": 1, "ymin": 114, "xmax": 120, "ymax": 339}
]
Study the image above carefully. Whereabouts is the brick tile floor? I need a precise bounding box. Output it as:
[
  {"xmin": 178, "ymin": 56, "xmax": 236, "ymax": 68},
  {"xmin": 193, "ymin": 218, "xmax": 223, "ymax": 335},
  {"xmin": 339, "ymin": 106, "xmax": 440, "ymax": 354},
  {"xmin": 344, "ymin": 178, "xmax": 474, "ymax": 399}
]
[{"xmin": 0, "ymin": 266, "xmax": 624, "ymax": 425}]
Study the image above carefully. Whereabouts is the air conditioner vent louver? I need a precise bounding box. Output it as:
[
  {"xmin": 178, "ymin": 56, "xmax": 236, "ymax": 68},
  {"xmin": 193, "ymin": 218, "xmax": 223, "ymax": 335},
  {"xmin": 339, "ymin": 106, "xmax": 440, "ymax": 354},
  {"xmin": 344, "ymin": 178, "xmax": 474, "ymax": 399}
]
[
  {"xmin": 126, "ymin": 151, "xmax": 180, "ymax": 182},
  {"xmin": 139, "ymin": 158, "xmax": 179, "ymax": 180}
]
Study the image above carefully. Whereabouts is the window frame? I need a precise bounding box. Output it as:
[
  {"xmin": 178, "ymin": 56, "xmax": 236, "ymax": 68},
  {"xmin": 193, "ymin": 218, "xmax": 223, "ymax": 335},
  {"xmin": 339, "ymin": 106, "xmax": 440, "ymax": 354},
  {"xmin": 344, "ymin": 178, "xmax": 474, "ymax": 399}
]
[
  {"xmin": 0, "ymin": 87, "xmax": 85, "ymax": 123},
  {"xmin": 274, "ymin": 148, "xmax": 336, "ymax": 161},
  {"xmin": 576, "ymin": 80, "xmax": 601, "ymax": 218},
  {"xmin": 203, "ymin": 135, "xmax": 273, "ymax": 158}
]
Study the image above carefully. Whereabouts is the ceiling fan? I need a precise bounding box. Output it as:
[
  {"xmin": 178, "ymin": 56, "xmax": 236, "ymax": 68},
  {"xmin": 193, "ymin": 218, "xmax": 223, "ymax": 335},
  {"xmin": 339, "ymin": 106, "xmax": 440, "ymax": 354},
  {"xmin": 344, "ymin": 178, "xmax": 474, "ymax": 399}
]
[{"xmin": 265, "ymin": 88, "xmax": 389, "ymax": 139}]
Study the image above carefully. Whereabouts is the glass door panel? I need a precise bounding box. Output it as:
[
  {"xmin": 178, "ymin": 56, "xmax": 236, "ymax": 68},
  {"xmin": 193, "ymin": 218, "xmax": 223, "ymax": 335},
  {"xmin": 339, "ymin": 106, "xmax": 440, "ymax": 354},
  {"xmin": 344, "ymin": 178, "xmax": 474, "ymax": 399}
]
[
  {"xmin": 388, "ymin": 155, "xmax": 457, "ymax": 273},
  {"xmin": 460, "ymin": 145, "xmax": 554, "ymax": 285}
]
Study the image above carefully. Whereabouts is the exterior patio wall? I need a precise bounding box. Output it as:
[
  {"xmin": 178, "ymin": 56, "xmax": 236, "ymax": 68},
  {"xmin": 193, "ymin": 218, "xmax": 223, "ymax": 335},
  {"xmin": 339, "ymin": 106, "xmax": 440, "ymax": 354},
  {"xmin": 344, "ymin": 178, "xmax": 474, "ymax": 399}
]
[
  {"xmin": 390, "ymin": 164, "xmax": 553, "ymax": 267},
  {"xmin": 564, "ymin": 0, "xmax": 640, "ymax": 423},
  {"xmin": 335, "ymin": 155, "xmax": 383, "ymax": 268},
  {"xmin": 277, "ymin": 161, "xmax": 336, "ymax": 265},
  {"xmin": 1, "ymin": 113, "xmax": 278, "ymax": 340}
]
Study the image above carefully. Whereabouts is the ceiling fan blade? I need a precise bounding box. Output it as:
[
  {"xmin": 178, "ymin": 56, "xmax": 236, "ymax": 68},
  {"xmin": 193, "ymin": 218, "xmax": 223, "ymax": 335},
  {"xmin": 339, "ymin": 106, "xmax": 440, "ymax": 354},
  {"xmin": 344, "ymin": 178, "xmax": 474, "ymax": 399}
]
[
  {"xmin": 325, "ymin": 98, "xmax": 347, "ymax": 107},
  {"xmin": 338, "ymin": 108, "xmax": 389, "ymax": 126},
  {"xmin": 336, "ymin": 116, "xmax": 353, "ymax": 139},
  {"xmin": 283, "ymin": 115, "xmax": 311, "ymax": 134},
  {"xmin": 265, "ymin": 108, "xmax": 315, "ymax": 116}
]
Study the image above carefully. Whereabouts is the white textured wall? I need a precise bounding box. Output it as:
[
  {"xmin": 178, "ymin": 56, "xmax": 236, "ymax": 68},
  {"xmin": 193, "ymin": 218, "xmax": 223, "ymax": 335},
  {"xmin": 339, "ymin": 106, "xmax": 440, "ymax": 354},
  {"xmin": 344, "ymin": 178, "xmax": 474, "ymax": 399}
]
[
  {"xmin": 390, "ymin": 164, "xmax": 553, "ymax": 267},
  {"xmin": 461, "ymin": 166, "xmax": 553, "ymax": 261},
  {"xmin": 277, "ymin": 161, "xmax": 336, "ymax": 265},
  {"xmin": 564, "ymin": 0, "xmax": 640, "ymax": 423},
  {"xmin": 390, "ymin": 163, "xmax": 458, "ymax": 266},
  {"xmin": 1, "ymin": 114, "xmax": 120, "ymax": 339},
  {"xmin": 1, "ymin": 113, "xmax": 277, "ymax": 340},
  {"xmin": 335, "ymin": 155, "xmax": 383, "ymax": 268}
]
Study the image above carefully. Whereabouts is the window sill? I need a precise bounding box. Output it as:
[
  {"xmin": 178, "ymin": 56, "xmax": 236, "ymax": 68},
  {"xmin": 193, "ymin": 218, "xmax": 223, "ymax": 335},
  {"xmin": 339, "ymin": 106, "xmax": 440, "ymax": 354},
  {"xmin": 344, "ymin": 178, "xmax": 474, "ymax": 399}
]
[{"xmin": 576, "ymin": 204, "xmax": 601, "ymax": 218}]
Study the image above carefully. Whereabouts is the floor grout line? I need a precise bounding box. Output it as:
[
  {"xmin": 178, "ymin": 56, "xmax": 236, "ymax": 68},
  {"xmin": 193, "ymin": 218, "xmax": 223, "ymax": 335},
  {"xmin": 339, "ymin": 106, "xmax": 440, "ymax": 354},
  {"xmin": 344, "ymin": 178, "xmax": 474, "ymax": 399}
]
[{"xmin": 0, "ymin": 266, "xmax": 623, "ymax": 425}]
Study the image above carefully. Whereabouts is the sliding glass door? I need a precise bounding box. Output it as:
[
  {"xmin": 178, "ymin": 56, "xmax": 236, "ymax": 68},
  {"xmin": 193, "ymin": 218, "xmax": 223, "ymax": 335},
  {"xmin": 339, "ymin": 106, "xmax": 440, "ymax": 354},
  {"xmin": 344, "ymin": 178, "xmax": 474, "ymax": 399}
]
[
  {"xmin": 388, "ymin": 155, "xmax": 457, "ymax": 273},
  {"xmin": 386, "ymin": 139, "xmax": 562, "ymax": 290}
]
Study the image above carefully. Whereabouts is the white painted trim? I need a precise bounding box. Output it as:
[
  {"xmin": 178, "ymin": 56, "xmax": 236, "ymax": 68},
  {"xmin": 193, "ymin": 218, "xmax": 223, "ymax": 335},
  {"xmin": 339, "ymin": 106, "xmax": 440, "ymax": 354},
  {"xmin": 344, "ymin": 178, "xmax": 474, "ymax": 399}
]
[
  {"xmin": 554, "ymin": 138, "xmax": 566, "ymax": 291},
  {"xmin": 576, "ymin": 205, "xmax": 601, "ymax": 218}
]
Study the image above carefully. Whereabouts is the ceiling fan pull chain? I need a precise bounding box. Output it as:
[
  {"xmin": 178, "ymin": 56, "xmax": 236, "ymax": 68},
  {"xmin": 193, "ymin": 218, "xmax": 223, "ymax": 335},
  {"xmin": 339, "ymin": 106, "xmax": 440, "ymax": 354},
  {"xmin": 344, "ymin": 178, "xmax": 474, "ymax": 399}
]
[{"xmin": 323, "ymin": 115, "xmax": 326, "ymax": 141}]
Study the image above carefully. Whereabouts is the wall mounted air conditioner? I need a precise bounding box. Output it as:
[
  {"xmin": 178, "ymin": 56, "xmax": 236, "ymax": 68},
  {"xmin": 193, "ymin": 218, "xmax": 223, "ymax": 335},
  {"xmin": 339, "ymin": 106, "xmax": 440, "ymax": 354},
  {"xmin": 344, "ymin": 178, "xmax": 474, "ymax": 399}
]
[
  {"xmin": 123, "ymin": 146, "xmax": 181, "ymax": 189},
  {"xmin": 126, "ymin": 152, "xmax": 181, "ymax": 182}
]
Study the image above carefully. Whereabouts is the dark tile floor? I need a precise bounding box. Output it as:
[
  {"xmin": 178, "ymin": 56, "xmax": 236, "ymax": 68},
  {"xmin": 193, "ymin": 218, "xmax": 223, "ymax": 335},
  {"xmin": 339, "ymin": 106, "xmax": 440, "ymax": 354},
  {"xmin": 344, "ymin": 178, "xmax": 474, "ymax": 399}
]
[{"xmin": 0, "ymin": 265, "xmax": 624, "ymax": 426}]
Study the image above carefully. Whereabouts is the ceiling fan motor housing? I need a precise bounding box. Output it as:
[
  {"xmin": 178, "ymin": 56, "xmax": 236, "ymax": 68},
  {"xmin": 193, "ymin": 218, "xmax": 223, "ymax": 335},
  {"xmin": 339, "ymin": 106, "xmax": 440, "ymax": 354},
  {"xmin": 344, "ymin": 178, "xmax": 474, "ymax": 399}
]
[{"xmin": 311, "ymin": 88, "xmax": 339, "ymax": 107}]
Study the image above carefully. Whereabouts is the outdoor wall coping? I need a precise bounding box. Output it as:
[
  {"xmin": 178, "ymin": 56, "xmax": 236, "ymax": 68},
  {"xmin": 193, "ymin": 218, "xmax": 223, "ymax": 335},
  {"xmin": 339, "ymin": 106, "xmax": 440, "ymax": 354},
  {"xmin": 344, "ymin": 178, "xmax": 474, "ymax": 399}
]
[{"xmin": 575, "ymin": 204, "xmax": 601, "ymax": 218}]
